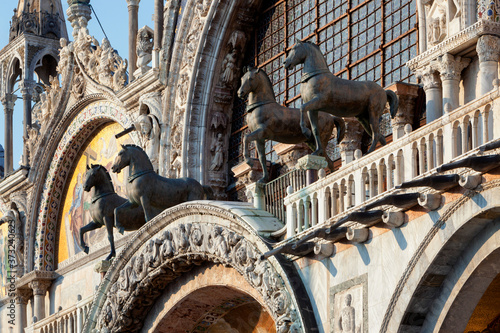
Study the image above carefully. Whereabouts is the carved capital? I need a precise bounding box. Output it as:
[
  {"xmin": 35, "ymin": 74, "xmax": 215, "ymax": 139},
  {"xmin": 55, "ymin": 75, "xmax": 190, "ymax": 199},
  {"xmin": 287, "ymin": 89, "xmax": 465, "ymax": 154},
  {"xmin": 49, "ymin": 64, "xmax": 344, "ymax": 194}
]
[
  {"xmin": 1, "ymin": 94, "xmax": 18, "ymax": 110},
  {"xmin": 415, "ymin": 66, "xmax": 441, "ymax": 90},
  {"xmin": 29, "ymin": 279, "xmax": 52, "ymax": 296},
  {"xmin": 20, "ymin": 80, "xmax": 36, "ymax": 98},
  {"xmin": 126, "ymin": 0, "xmax": 141, "ymax": 7},
  {"xmin": 15, "ymin": 288, "xmax": 32, "ymax": 305},
  {"xmin": 477, "ymin": 35, "xmax": 500, "ymax": 63},
  {"xmin": 432, "ymin": 54, "xmax": 471, "ymax": 81}
]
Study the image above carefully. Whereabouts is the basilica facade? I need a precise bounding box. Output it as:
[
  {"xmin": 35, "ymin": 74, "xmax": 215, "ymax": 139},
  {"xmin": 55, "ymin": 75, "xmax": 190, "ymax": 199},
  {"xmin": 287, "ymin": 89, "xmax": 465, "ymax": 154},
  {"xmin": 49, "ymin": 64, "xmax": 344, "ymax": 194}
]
[{"xmin": 0, "ymin": 0, "xmax": 500, "ymax": 332}]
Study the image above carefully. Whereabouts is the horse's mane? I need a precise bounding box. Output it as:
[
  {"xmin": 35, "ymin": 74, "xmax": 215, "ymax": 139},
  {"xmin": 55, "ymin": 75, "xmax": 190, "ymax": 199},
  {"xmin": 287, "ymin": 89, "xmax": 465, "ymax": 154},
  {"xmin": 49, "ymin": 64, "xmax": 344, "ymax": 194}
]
[
  {"xmin": 250, "ymin": 67, "xmax": 276, "ymax": 100},
  {"xmin": 92, "ymin": 164, "xmax": 112, "ymax": 183},
  {"xmin": 302, "ymin": 40, "xmax": 322, "ymax": 52},
  {"xmin": 123, "ymin": 144, "xmax": 147, "ymax": 155}
]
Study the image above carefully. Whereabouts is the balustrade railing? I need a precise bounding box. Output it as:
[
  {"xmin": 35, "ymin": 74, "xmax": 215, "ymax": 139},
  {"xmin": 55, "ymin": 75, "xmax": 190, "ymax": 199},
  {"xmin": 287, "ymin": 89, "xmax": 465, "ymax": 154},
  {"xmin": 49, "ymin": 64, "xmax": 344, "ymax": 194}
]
[
  {"xmin": 264, "ymin": 169, "xmax": 307, "ymax": 222},
  {"xmin": 32, "ymin": 296, "xmax": 92, "ymax": 333},
  {"xmin": 283, "ymin": 89, "xmax": 499, "ymax": 237}
]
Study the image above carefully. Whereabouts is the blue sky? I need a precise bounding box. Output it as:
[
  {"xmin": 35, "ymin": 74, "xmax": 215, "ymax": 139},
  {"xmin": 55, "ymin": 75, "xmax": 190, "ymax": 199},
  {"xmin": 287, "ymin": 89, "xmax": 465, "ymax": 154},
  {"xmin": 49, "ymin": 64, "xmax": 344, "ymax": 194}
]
[{"xmin": 0, "ymin": 0, "xmax": 155, "ymax": 171}]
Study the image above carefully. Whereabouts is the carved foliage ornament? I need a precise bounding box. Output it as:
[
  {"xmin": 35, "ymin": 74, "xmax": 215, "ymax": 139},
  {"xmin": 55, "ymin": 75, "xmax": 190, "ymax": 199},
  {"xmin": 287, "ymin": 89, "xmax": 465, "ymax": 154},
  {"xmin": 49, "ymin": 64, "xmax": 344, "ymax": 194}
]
[
  {"xmin": 95, "ymin": 223, "xmax": 302, "ymax": 333},
  {"xmin": 477, "ymin": 34, "xmax": 500, "ymax": 63}
]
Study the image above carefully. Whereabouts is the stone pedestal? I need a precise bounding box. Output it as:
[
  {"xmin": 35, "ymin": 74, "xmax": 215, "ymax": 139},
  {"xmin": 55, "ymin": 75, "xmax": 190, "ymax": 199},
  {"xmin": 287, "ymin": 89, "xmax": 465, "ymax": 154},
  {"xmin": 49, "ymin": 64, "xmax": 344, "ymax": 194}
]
[
  {"xmin": 386, "ymin": 82, "xmax": 420, "ymax": 139},
  {"xmin": 477, "ymin": 35, "xmax": 500, "ymax": 95},
  {"xmin": 231, "ymin": 159, "xmax": 269, "ymax": 202},
  {"xmin": 339, "ymin": 118, "xmax": 364, "ymax": 165},
  {"xmin": 246, "ymin": 182, "xmax": 265, "ymax": 210},
  {"xmin": 296, "ymin": 155, "xmax": 328, "ymax": 185},
  {"xmin": 274, "ymin": 143, "xmax": 312, "ymax": 173},
  {"xmin": 94, "ymin": 259, "xmax": 113, "ymax": 279}
]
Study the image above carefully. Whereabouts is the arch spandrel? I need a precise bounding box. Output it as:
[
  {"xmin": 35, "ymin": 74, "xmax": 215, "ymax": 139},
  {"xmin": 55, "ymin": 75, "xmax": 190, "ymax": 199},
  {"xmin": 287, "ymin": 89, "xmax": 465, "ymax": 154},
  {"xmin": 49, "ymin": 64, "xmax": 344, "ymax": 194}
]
[
  {"xmin": 83, "ymin": 201, "xmax": 317, "ymax": 333},
  {"xmin": 34, "ymin": 100, "xmax": 139, "ymax": 271}
]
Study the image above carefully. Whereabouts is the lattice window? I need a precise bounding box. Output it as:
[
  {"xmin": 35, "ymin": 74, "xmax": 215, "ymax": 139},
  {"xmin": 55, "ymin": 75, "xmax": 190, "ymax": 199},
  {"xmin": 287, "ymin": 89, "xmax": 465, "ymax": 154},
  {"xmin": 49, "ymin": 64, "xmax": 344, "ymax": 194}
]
[{"xmin": 229, "ymin": 0, "xmax": 418, "ymax": 170}]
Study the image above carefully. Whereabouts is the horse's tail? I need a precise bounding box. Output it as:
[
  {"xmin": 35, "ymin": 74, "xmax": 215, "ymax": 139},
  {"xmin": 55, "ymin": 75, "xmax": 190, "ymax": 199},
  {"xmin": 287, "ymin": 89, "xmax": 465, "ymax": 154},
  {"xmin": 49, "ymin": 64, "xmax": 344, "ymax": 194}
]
[
  {"xmin": 386, "ymin": 90, "xmax": 399, "ymax": 119},
  {"xmin": 333, "ymin": 116, "xmax": 346, "ymax": 144},
  {"xmin": 203, "ymin": 185, "xmax": 215, "ymax": 200}
]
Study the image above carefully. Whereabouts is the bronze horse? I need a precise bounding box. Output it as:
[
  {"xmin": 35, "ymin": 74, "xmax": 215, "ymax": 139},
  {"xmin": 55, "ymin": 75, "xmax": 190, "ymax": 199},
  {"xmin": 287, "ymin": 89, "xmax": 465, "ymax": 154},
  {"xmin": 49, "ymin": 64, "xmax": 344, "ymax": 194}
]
[
  {"xmin": 284, "ymin": 39, "xmax": 399, "ymax": 154},
  {"xmin": 111, "ymin": 144, "xmax": 214, "ymax": 224},
  {"xmin": 80, "ymin": 164, "xmax": 146, "ymax": 260},
  {"xmin": 237, "ymin": 66, "xmax": 346, "ymax": 183}
]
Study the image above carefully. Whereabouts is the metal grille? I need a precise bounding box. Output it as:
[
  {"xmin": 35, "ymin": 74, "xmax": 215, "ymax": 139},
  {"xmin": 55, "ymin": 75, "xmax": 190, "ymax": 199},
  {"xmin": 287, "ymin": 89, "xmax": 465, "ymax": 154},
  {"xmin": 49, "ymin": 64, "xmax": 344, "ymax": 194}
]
[{"xmin": 229, "ymin": 0, "xmax": 418, "ymax": 169}]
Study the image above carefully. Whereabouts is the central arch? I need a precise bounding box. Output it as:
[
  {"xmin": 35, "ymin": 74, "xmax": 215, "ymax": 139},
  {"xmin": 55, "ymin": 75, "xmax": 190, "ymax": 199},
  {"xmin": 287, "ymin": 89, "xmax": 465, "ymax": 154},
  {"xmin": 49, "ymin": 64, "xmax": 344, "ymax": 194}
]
[{"xmin": 83, "ymin": 201, "xmax": 318, "ymax": 333}]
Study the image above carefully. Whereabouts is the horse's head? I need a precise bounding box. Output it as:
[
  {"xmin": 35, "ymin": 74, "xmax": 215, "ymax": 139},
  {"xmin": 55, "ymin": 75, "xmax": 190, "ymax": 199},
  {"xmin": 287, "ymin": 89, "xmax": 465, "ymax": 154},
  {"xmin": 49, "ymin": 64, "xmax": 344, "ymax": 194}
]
[
  {"xmin": 111, "ymin": 145, "xmax": 131, "ymax": 174},
  {"xmin": 237, "ymin": 66, "xmax": 260, "ymax": 99},
  {"xmin": 84, "ymin": 164, "xmax": 105, "ymax": 192},
  {"xmin": 284, "ymin": 39, "xmax": 306, "ymax": 70}
]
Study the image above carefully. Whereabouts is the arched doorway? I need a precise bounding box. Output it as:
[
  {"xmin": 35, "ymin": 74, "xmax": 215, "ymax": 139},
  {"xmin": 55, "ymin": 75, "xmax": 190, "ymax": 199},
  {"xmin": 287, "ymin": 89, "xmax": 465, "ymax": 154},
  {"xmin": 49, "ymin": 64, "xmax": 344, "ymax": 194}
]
[{"xmin": 143, "ymin": 263, "xmax": 276, "ymax": 332}]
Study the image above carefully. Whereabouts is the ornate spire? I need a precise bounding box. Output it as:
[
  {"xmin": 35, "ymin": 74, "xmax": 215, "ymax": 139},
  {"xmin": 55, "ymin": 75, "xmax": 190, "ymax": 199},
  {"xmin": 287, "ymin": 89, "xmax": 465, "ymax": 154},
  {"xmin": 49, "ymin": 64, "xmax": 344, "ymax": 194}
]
[{"xmin": 9, "ymin": 0, "xmax": 68, "ymax": 41}]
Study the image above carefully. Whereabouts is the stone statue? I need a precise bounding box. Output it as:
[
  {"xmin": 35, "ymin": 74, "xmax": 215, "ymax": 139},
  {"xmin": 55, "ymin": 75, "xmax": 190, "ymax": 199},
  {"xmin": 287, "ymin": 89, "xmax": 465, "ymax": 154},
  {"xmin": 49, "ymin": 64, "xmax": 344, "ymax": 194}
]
[
  {"xmin": 80, "ymin": 164, "xmax": 146, "ymax": 260},
  {"xmin": 209, "ymin": 133, "xmax": 224, "ymax": 171},
  {"xmin": 134, "ymin": 114, "xmax": 161, "ymax": 171},
  {"xmin": 135, "ymin": 25, "xmax": 154, "ymax": 76},
  {"xmin": 237, "ymin": 66, "xmax": 346, "ymax": 183},
  {"xmin": 220, "ymin": 48, "xmax": 238, "ymax": 86},
  {"xmin": 111, "ymin": 144, "xmax": 214, "ymax": 224},
  {"xmin": 284, "ymin": 40, "xmax": 399, "ymax": 154},
  {"xmin": 338, "ymin": 293, "xmax": 355, "ymax": 333}
]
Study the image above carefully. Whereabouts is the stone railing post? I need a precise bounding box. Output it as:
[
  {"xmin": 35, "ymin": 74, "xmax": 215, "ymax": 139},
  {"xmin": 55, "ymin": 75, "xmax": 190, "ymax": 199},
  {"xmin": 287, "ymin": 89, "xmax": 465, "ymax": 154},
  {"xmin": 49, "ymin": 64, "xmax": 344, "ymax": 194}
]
[
  {"xmin": 477, "ymin": 35, "xmax": 500, "ymax": 96},
  {"xmin": 296, "ymin": 155, "xmax": 327, "ymax": 186}
]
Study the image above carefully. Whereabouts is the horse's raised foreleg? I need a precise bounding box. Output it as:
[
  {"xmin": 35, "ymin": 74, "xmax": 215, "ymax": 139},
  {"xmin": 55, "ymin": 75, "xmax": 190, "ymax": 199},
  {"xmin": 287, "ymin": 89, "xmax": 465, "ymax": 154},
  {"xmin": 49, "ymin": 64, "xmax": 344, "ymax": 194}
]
[
  {"xmin": 103, "ymin": 216, "xmax": 116, "ymax": 261},
  {"xmin": 300, "ymin": 97, "xmax": 324, "ymax": 152},
  {"xmin": 307, "ymin": 110, "xmax": 324, "ymax": 156},
  {"xmin": 114, "ymin": 201, "xmax": 138, "ymax": 234},
  {"xmin": 244, "ymin": 128, "xmax": 265, "ymax": 164},
  {"xmin": 79, "ymin": 221, "xmax": 101, "ymax": 254},
  {"xmin": 256, "ymin": 140, "xmax": 269, "ymax": 183}
]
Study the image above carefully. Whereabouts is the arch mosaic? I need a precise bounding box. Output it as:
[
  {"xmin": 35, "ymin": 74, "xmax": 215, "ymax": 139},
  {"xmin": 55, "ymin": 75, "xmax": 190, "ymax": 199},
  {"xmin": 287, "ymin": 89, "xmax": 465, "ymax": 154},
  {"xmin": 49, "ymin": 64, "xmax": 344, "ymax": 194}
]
[
  {"xmin": 34, "ymin": 100, "xmax": 138, "ymax": 271},
  {"xmin": 83, "ymin": 201, "xmax": 317, "ymax": 333},
  {"xmin": 380, "ymin": 179, "xmax": 500, "ymax": 332}
]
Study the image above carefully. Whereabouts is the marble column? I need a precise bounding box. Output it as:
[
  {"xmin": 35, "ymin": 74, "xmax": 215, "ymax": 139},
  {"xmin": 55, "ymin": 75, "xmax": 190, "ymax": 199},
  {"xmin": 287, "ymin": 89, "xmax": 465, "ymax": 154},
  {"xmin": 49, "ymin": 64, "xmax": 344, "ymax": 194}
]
[
  {"xmin": 20, "ymin": 80, "xmax": 34, "ymax": 166},
  {"xmin": 153, "ymin": 0, "xmax": 163, "ymax": 68},
  {"xmin": 127, "ymin": 0, "xmax": 141, "ymax": 82},
  {"xmin": 477, "ymin": 35, "xmax": 500, "ymax": 95},
  {"xmin": 29, "ymin": 280, "xmax": 51, "ymax": 321},
  {"xmin": 416, "ymin": 66, "xmax": 442, "ymax": 123},
  {"xmin": 432, "ymin": 54, "xmax": 470, "ymax": 112},
  {"xmin": 2, "ymin": 94, "xmax": 17, "ymax": 175},
  {"xmin": 15, "ymin": 289, "xmax": 31, "ymax": 333}
]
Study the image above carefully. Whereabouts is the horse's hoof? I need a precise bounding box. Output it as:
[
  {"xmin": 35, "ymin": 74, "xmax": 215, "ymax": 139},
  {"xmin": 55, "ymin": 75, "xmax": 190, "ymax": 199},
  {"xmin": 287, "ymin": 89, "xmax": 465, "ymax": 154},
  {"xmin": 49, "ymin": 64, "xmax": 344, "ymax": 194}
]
[
  {"xmin": 105, "ymin": 253, "xmax": 116, "ymax": 261},
  {"xmin": 83, "ymin": 246, "xmax": 89, "ymax": 254},
  {"xmin": 118, "ymin": 227, "xmax": 125, "ymax": 235},
  {"xmin": 257, "ymin": 178, "xmax": 267, "ymax": 184},
  {"xmin": 312, "ymin": 150, "xmax": 323, "ymax": 156}
]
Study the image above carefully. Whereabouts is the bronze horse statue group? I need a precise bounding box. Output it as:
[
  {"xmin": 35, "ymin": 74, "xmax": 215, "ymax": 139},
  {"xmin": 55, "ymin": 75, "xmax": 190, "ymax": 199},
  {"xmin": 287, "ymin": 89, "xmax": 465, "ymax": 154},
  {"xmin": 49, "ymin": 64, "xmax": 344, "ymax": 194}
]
[
  {"xmin": 80, "ymin": 145, "xmax": 213, "ymax": 260},
  {"xmin": 238, "ymin": 66, "xmax": 345, "ymax": 183}
]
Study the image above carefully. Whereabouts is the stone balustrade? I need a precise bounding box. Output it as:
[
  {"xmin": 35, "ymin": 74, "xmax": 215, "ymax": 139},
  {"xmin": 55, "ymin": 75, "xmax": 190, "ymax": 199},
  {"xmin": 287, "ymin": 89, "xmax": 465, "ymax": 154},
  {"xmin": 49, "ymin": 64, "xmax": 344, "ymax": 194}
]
[
  {"xmin": 30, "ymin": 296, "xmax": 92, "ymax": 333},
  {"xmin": 282, "ymin": 87, "xmax": 500, "ymax": 238}
]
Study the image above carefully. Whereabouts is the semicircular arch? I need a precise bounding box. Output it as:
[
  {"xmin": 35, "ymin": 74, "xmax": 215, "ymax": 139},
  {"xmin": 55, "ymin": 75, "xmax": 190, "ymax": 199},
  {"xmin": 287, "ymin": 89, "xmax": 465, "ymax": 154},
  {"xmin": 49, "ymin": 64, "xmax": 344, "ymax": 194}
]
[
  {"xmin": 83, "ymin": 201, "xmax": 317, "ymax": 333},
  {"xmin": 33, "ymin": 100, "xmax": 139, "ymax": 271}
]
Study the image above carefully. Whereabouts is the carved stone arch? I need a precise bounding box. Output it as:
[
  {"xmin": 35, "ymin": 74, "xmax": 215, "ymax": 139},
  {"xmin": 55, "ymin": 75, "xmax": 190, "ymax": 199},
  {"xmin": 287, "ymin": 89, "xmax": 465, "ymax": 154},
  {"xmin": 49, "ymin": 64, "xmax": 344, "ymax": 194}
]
[
  {"xmin": 28, "ymin": 47, "xmax": 60, "ymax": 82},
  {"xmin": 5, "ymin": 54, "xmax": 23, "ymax": 93},
  {"xmin": 380, "ymin": 180, "xmax": 500, "ymax": 332},
  {"xmin": 28, "ymin": 98, "xmax": 139, "ymax": 272},
  {"xmin": 83, "ymin": 201, "xmax": 318, "ymax": 333}
]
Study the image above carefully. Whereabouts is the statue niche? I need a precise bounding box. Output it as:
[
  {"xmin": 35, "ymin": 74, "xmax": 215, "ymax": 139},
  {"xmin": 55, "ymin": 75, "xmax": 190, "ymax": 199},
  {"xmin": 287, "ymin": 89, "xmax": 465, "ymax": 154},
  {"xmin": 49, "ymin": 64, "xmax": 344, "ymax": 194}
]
[
  {"xmin": 80, "ymin": 164, "xmax": 146, "ymax": 260},
  {"xmin": 111, "ymin": 144, "xmax": 214, "ymax": 226}
]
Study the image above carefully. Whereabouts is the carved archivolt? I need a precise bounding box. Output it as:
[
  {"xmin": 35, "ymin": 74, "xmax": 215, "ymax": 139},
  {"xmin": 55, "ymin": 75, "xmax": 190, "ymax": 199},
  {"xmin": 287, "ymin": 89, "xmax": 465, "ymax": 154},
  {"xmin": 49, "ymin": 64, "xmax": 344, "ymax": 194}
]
[{"xmin": 85, "ymin": 203, "xmax": 310, "ymax": 333}]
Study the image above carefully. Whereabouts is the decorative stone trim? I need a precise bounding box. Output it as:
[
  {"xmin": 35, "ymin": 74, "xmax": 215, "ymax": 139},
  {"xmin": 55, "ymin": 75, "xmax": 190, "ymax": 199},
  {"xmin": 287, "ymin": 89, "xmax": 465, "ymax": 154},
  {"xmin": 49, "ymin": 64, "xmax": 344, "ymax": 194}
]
[{"xmin": 83, "ymin": 201, "xmax": 315, "ymax": 333}]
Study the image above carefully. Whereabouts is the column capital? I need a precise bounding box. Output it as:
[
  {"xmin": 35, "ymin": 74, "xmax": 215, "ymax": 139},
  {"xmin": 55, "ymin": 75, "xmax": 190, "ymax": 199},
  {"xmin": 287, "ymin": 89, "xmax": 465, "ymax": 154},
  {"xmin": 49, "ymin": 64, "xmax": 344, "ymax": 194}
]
[
  {"xmin": 29, "ymin": 279, "xmax": 52, "ymax": 296},
  {"xmin": 415, "ymin": 66, "xmax": 441, "ymax": 90},
  {"xmin": 20, "ymin": 80, "xmax": 36, "ymax": 97},
  {"xmin": 15, "ymin": 288, "xmax": 32, "ymax": 305},
  {"xmin": 477, "ymin": 35, "xmax": 500, "ymax": 63},
  {"xmin": 126, "ymin": 0, "xmax": 141, "ymax": 7},
  {"xmin": 432, "ymin": 53, "xmax": 471, "ymax": 81},
  {"xmin": 1, "ymin": 94, "xmax": 18, "ymax": 110}
]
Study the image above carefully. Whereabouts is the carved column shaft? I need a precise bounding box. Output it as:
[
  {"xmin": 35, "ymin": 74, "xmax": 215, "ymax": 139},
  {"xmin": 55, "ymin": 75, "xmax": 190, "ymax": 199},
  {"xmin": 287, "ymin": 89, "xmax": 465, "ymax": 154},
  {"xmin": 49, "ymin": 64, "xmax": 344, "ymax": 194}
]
[
  {"xmin": 20, "ymin": 80, "xmax": 34, "ymax": 166},
  {"xmin": 432, "ymin": 54, "xmax": 470, "ymax": 112},
  {"xmin": 29, "ymin": 280, "xmax": 51, "ymax": 321},
  {"xmin": 2, "ymin": 94, "xmax": 17, "ymax": 174},
  {"xmin": 416, "ymin": 66, "xmax": 442, "ymax": 123},
  {"xmin": 15, "ymin": 289, "xmax": 31, "ymax": 333},
  {"xmin": 153, "ymin": 0, "xmax": 163, "ymax": 68},
  {"xmin": 127, "ymin": 0, "xmax": 141, "ymax": 81},
  {"xmin": 477, "ymin": 35, "xmax": 500, "ymax": 95}
]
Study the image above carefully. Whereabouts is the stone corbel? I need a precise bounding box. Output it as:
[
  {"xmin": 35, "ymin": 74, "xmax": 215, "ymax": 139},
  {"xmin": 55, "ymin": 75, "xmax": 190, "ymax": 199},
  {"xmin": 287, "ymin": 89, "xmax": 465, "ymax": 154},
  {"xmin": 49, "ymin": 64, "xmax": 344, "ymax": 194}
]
[
  {"xmin": 313, "ymin": 242, "xmax": 335, "ymax": 256},
  {"xmin": 459, "ymin": 174, "xmax": 482, "ymax": 190},
  {"xmin": 418, "ymin": 193, "xmax": 442, "ymax": 210},
  {"xmin": 346, "ymin": 227, "xmax": 369, "ymax": 243},
  {"xmin": 382, "ymin": 211, "xmax": 405, "ymax": 228}
]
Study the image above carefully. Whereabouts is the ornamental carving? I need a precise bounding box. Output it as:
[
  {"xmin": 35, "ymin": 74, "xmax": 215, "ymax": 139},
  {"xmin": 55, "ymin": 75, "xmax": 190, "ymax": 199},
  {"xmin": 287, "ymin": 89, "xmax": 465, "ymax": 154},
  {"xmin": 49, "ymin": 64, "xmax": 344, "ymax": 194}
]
[
  {"xmin": 415, "ymin": 66, "xmax": 441, "ymax": 90},
  {"xmin": 477, "ymin": 34, "xmax": 500, "ymax": 63},
  {"xmin": 431, "ymin": 53, "xmax": 471, "ymax": 81},
  {"xmin": 94, "ymin": 222, "xmax": 302, "ymax": 333}
]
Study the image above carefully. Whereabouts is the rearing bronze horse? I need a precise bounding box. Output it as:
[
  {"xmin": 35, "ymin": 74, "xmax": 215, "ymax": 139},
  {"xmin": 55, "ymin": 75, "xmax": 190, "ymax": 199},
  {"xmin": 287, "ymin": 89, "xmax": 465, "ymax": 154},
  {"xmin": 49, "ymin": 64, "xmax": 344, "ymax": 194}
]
[
  {"xmin": 237, "ymin": 66, "xmax": 345, "ymax": 183},
  {"xmin": 284, "ymin": 39, "xmax": 398, "ymax": 154}
]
